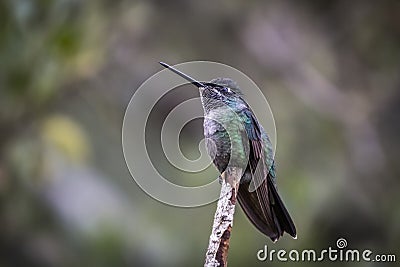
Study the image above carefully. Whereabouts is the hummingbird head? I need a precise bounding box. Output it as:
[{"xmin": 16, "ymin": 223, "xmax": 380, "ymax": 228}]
[
  {"xmin": 208, "ymin": 78, "xmax": 242, "ymax": 95},
  {"xmin": 199, "ymin": 78, "xmax": 245, "ymax": 113},
  {"xmin": 202, "ymin": 78, "xmax": 243, "ymax": 102},
  {"xmin": 159, "ymin": 62, "xmax": 246, "ymax": 113}
]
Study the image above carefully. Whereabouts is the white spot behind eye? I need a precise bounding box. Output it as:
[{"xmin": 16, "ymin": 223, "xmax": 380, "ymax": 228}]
[
  {"xmin": 227, "ymin": 87, "xmax": 231, "ymax": 93},
  {"xmin": 213, "ymin": 88, "xmax": 221, "ymax": 96}
]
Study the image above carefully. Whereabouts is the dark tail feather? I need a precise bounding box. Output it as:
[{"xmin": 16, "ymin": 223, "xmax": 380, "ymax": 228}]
[
  {"xmin": 237, "ymin": 174, "xmax": 296, "ymax": 241},
  {"xmin": 267, "ymin": 175, "xmax": 297, "ymax": 238},
  {"xmin": 237, "ymin": 183, "xmax": 280, "ymax": 241}
]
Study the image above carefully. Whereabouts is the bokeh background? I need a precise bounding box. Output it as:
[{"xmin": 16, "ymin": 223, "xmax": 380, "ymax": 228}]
[{"xmin": 1, "ymin": 0, "xmax": 399, "ymax": 266}]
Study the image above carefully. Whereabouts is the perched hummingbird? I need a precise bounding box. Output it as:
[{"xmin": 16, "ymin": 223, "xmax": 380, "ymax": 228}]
[{"xmin": 160, "ymin": 62, "xmax": 296, "ymax": 241}]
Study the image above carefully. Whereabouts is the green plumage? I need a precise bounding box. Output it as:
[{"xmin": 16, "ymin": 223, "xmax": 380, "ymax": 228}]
[
  {"xmin": 159, "ymin": 63, "xmax": 296, "ymax": 241},
  {"xmin": 201, "ymin": 78, "xmax": 296, "ymax": 241}
]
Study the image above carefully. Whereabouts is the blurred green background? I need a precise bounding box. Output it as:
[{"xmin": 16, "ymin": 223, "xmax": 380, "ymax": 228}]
[{"xmin": 1, "ymin": 0, "xmax": 399, "ymax": 266}]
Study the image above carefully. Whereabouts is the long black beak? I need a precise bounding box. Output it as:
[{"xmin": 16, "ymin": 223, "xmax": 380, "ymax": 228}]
[{"xmin": 159, "ymin": 62, "xmax": 205, "ymax": 88}]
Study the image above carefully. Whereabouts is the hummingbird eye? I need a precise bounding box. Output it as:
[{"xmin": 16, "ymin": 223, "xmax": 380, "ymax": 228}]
[{"xmin": 220, "ymin": 87, "xmax": 231, "ymax": 94}]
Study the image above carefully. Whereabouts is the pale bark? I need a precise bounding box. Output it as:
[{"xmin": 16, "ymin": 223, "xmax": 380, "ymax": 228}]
[{"xmin": 204, "ymin": 167, "xmax": 242, "ymax": 267}]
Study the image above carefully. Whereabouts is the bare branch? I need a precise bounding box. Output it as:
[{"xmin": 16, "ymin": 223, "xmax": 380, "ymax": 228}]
[{"xmin": 204, "ymin": 167, "xmax": 242, "ymax": 267}]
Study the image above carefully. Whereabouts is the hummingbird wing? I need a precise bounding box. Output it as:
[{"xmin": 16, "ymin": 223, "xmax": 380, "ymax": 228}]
[{"xmin": 237, "ymin": 108, "xmax": 296, "ymax": 241}]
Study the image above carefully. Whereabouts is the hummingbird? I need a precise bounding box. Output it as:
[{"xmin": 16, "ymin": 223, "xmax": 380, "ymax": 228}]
[{"xmin": 159, "ymin": 62, "xmax": 296, "ymax": 241}]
